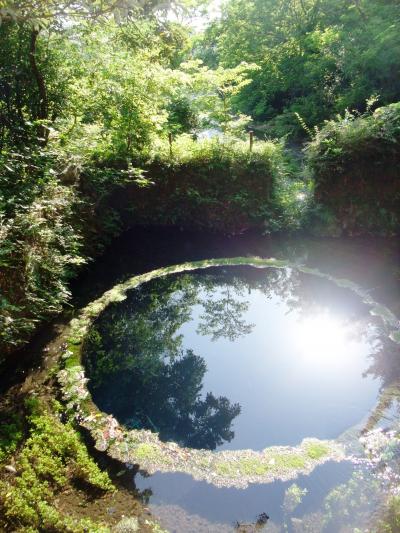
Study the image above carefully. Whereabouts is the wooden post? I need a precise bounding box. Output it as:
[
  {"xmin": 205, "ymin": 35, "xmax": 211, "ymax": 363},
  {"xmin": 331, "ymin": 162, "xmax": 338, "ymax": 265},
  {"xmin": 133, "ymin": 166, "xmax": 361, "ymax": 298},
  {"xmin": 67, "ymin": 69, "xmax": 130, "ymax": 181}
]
[
  {"xmin": 168, "ymin": 132, "xmax": 173, "ymax": 156},
  {"xmin": 249, "ymin": 130, "xmax": 254, "ymax": 153}
]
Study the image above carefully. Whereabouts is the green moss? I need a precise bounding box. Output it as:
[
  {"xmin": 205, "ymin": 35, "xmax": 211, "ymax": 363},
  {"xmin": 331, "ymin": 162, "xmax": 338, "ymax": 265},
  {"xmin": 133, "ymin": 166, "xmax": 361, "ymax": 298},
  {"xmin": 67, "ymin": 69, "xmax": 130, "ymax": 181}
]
[
  {"xmin": 215, "ymin": 458, "xmax": 269, "ymax": 477},
  {"xmin": 269, "ymin": 453, "xmax": 307, "ymax": 470},
  {"xmin": 304, "ymin": 442, "xmax": 330, "ymax": 460},
  {"xmin": 64, "ymin": 342, "xmax": 82, "ymax": 367},
  {"xmin": 68, "ymin": 336, "xmax": 83, "ymax": 346},
  {"xmin": 0, "ymin": 400, "xmax": 113, "ymax": 532},
  {"xmin": 333, "ymin": 278, "xmax": 360, "ymax": 290},
  {"xmin": 198, "ymin": 456, "xmax": 213, "ymax": 469},
  {"xmin": 215, "ymin": 452, "xmax": 307, "ymax": 478},
  {"xmin": 134, "ymin": 443, "xmax": 166, "ymax": 462}
]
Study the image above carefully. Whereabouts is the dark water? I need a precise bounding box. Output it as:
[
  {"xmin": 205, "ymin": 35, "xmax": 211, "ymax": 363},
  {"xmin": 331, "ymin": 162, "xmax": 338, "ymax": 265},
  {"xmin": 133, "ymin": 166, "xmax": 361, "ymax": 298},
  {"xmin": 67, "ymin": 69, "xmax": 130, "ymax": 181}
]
[
  {"xmin": 84, "ymin": 265, "xmax": 380, "ymax": 451},
  {"xmin": 77, "ymin": 229, "xmax": 399, "ymax": 532},
  {"xmin": 134, "ymin": 461, "xmax": 362, "ymax": 532}
]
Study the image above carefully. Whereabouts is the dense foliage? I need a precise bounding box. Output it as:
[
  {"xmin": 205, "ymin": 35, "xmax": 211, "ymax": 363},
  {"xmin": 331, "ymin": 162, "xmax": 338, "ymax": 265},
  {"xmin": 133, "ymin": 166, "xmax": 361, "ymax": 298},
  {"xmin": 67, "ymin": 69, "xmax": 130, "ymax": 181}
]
[
  {"xmin": 0, "ymin": 1, "xmax": 400, "ymax": 529},
  {"xmin": 97, "ymin": 136, "xmax": 306, "ymax": 233},
  {"xmin": 198, "ymin": 0, "xmax": 400, "ymax": 137},
  {"xmin": 306, "ymin": 102, "xmax": 400, "ymax": 235},
  {"xmin": 0, "ymin": 399, "xmax": 113, "ymax": 532}
]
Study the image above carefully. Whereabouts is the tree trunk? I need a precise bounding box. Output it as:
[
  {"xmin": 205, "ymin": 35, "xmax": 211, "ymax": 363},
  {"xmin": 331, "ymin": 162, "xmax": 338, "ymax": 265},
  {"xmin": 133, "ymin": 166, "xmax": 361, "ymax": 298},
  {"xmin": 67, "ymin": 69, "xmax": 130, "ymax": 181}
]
[{"xmin": 29, "ymin": 28, "xmax": 49, "ymax": 145}]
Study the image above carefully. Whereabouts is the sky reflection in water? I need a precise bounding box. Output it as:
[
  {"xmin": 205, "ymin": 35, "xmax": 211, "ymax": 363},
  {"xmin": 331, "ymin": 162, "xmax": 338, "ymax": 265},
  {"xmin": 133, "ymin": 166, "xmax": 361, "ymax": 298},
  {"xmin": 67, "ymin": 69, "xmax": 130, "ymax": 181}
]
[
  {"xmin": 180, "ymin": 288, "xmax": 379, "ymax": 449},
  {"xmin": 84, "ymin": 266, "xmax": 380, "ymax": 451}
]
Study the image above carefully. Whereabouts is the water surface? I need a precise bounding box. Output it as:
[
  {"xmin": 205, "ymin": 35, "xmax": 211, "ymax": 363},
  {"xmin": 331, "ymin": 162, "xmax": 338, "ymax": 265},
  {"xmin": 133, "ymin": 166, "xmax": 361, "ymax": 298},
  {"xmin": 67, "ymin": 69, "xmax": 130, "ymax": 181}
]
[
  {"xmin": 134, "ymin": 461, "xmax": 359, "ymax": 532},
  {"xmin": 79, "ymin": 232, "xmax": 399, "ymax": 532},
  {"xmin": 84, "ymin": 265, "xmax": 380, "ymax": 451}
]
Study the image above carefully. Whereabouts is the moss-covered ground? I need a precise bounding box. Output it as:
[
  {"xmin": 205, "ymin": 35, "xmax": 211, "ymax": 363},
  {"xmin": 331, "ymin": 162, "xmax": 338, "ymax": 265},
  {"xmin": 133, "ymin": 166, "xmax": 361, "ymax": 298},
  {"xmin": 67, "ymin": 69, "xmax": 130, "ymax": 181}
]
[{"xmin": 0, "ymin": 329, "xmax": 167, "ymax": 533}]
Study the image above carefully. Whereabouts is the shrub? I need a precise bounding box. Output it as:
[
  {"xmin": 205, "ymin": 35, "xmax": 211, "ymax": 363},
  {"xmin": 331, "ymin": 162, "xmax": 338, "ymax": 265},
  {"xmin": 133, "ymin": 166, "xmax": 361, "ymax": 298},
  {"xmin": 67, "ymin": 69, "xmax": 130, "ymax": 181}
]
[
  {"xmin": 305, "ymin": 102, "xmax": 400, "ymax": 235},
  {"xmin": 98, "ymin": 135, "xmax": 304, "ymax": 234},
  {"xmin": 0, "ymin": 176, "xmax": 85, "ymax": 359}
]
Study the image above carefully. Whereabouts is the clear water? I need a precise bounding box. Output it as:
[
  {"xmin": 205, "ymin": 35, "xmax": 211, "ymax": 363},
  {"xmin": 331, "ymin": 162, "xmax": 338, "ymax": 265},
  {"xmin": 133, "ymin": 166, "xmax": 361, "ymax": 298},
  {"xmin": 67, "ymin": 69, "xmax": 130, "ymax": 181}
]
[
  {"xmin": 84, "ymin": 265, "xmax": 380, "ymax": 451},
  {"xmin": 79, "ymin": 231, "xmax": 399, "ymax": 532}
]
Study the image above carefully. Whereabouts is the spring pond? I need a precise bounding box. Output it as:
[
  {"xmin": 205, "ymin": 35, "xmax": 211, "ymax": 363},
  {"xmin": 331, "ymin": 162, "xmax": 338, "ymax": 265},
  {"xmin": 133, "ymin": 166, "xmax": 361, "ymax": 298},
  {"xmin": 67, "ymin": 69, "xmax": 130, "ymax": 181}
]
[
  {"xmin": 79, "ymin": 230, "xmax": 400, "ymax": 532},
  {"xmin": 84, "ymin": 266, "xmax": 380, "ymax": 451}
]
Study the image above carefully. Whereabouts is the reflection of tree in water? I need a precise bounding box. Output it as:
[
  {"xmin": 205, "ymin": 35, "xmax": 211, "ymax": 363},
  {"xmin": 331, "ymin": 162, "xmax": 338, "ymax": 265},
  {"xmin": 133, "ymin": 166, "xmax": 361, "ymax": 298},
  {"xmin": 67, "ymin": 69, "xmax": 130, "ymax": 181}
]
[
  {"xmin": 86, "ymin": 339, "xmax": 241, "ymax": 450},
  {"xmin": 195, "ymin": 266, "xmax": 298, "ymax": 342},
  {"xmin": 84, "ymin": 274, "xmax": 198, "ymax": 392},
  {"xmin": 362, "ymin": 326, "xmax": 400, "ymax": 432},
  {"xmin": 364, "ymin": 326, "xmax": 400, "ymax": 388},
  {"xmin": 197, "ymin": 283, "xmax": 254, "ymax": 342},
  {"xmin": 287, "ymin": 271, "xmax": 371, "ymax": 334},
  {"xmin": 82, "ymin": 266, "xmax": 302, "ymax": 449},
  {"xmin": 83, "ymin": 263, "xmax": 398, "ymax": 448},
  {"xmin": 83, "ymin": 273, "xmax": 241, "ymax": 450}
]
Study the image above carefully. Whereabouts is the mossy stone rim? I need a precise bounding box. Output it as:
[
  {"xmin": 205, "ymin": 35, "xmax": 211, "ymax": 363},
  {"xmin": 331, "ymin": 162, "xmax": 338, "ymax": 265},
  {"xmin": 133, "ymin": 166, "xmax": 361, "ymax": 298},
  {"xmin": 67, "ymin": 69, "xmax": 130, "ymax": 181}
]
[{"xmin": 57, "ymin": 257, "xmax": 399, "ymax": 488}]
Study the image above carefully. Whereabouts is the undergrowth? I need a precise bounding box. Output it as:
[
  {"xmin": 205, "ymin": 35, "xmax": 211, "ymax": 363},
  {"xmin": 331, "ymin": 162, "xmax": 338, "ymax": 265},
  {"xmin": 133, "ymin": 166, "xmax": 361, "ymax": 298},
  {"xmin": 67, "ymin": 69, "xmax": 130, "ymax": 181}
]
[
  {"xmin": 0, "ymin": 398, "xmax": 113, "ymax": 532},
  {"xmin": 89, "ymin": 135, "xmax": 307, "ymax": 234},
  {"xmin": 0, "ymin": 177, "xmax": 85, "ymax": 358},
  {"xmin": 0, "ymin": 412, "xmax": 24, "ymax": 464},
  {"xmin": 305, "ymin": 102, "xmax": 400, "ymax": 235}
]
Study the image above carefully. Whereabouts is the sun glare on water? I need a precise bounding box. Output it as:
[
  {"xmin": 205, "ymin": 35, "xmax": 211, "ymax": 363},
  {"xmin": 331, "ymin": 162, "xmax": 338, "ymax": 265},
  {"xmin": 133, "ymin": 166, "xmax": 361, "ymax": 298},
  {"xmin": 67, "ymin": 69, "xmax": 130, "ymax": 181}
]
[{"xmin": 294, "ymin": 313, "xmax": 359, "ymax": 367}]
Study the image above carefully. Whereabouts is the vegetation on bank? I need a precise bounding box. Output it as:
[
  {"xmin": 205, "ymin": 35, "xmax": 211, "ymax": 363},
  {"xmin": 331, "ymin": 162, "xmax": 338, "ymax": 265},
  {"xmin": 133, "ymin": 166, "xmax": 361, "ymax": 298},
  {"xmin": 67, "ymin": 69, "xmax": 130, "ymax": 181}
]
[
  {"xmin": 93, "ymin": 135, "xmax": 308, "ymax": 233},
  {"xmin": 0, "ymin": 394, "xmax": 168, "ymax": 532},
  {"xmin": 306, "ymin": 102, "xmax": 400, "ymax": 236},
  {"xmin": 1, "ymin": 0, "xmax": 400, "ymax": 530},
  {"xmin": 0, "ymin": 398, "xmax": 113, "ymax": 532}
]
